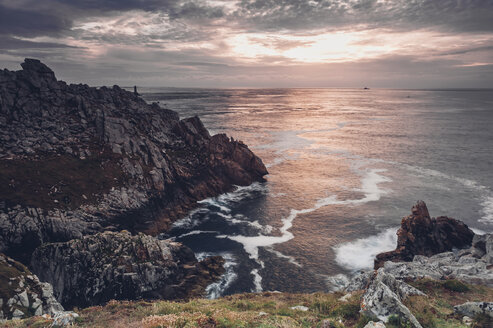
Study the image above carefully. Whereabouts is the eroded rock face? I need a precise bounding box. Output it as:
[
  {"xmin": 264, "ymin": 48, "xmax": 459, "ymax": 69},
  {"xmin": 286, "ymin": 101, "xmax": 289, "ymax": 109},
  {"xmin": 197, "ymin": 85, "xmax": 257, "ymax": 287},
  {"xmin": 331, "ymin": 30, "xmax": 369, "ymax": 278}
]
[
  {"xmin": 0, "ymin": 253, "xmax": 63, "ymax": 320},
  {"xmin": 375, "ymin": 201, "xmax": 474, "ymax": 269},
  {"xmin": 0, "ymin": 59, "xmax": 268, "ymax": 262},
  {"xmin": 30, "ymin": 231, "xmax": 225, "ymax": 308}
]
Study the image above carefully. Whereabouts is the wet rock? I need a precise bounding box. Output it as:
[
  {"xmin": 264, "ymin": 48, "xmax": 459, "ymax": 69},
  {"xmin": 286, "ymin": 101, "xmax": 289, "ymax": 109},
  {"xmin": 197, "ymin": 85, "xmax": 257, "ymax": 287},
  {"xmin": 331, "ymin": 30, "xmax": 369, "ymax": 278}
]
[
  {"xmin": 361, "ymin": 269, "xmax": 424, "ymax": 328},
  {"xmin": 454, "ymin": 302, "xmax": 493, "ymax": 318},
  {"xmin": 30, "ymin": 231, "xmax": 224, "ymax": 308},
  {"xmin": 375, "ymin": 201, "xmax": 474, "ymax": 269}
]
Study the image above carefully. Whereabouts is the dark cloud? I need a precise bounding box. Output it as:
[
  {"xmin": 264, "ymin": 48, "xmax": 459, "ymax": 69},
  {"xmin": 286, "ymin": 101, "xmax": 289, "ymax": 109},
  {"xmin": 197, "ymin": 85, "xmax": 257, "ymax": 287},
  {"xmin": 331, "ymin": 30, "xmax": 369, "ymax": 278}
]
[
  {"xmin": 0, "ymin": 3, "xmax": 72, "ymax": 37},
  {"xmin": 438, "ymin": 45, "xmax": 493, "ymax": 56},
  {"xmin": 234, "ymin": 0, "xmax": 493, "ymax": 33}
]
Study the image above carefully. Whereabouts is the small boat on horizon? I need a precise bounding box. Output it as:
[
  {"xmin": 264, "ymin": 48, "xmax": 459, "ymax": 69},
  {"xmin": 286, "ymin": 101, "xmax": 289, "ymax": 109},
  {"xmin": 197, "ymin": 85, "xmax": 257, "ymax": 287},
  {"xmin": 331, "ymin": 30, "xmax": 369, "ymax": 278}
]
[{"xmin": 363, "ymin": 87, "xmax": 370, "ymax": 90}]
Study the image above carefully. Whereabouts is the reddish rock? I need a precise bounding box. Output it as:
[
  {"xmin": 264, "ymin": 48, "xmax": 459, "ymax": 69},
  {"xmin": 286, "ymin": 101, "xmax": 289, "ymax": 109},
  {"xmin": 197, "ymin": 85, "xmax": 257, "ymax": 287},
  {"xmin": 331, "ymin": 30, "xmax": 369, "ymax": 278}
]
[{"xmin": 374, "ymin": 201, "xmax": 474, "ymax": 269}]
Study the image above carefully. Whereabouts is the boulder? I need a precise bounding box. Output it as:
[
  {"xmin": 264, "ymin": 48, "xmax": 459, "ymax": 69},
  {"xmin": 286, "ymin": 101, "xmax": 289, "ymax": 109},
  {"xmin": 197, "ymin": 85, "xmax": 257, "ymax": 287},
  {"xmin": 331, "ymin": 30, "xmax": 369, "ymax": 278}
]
[
  {"xmin": 375, "ymin": 201, "xmax": 474, "ymax": 269},
  {"xmin": 454, "ymin": 302, "xmax": 493, "ymax": 318},
  {"xmin": 30, "ymin": 231, "xmax": 224, "ymax": 308},
  {"xmin": 364, "ymin": 322, "xmax": 386, "ymax": 328},
  {"xmin": 361, "ymin": 269, "xmax": 424, "ymax": 328}
]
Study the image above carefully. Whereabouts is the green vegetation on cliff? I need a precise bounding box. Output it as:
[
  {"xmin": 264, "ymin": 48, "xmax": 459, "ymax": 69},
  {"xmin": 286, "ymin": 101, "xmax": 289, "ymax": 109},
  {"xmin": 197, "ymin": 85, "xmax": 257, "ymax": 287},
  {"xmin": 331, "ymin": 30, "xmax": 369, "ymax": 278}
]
[{"xmin": 6, "ymin": 279, "xmax": 493, "ymax": 328}]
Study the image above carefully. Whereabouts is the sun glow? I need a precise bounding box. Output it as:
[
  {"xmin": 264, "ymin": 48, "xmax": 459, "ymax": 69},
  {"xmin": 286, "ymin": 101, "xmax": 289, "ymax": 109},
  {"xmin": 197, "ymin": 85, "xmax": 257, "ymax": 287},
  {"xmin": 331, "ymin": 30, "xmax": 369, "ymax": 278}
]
[{"xmin": 226, "ymin": 31, "xmax": 398, "ymax": 63}]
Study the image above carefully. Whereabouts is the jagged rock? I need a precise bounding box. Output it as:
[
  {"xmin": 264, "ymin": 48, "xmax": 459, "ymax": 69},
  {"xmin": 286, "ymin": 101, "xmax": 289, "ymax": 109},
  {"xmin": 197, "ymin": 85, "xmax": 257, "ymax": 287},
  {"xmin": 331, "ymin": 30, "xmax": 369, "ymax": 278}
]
[
  {"xmin": 0, "ymin": 253, "xmax": 64, "ymax": 320},
  {"xmin": 0, "ymin": 59, "xmax": 268, "ymax": 263},
  {"xmin": 375, "ymin": 201, "xmax": 474, "ymax": 269},
  {"xmin": 345, "ymin": 270, "xmax": 373, "ymax": 292},
  {"xmin": 361, "ymin": 269, "xmax": 424, "ymax": 328},
  {"xmin": 30, "ymin": 231, "xmax": 225, "ymax": 308},
  {"xmin": 454, "ymin": 302, "xmax": 493, "ymax": 318}
]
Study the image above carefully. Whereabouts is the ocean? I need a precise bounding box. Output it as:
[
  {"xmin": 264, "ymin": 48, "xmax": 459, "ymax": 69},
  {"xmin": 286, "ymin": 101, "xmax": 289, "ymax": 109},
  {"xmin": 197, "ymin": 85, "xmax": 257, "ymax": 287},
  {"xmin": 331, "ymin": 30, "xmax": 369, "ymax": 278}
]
[{"xmin": 139, "ymin": 87, "xmax": 493, "ymax": 298}]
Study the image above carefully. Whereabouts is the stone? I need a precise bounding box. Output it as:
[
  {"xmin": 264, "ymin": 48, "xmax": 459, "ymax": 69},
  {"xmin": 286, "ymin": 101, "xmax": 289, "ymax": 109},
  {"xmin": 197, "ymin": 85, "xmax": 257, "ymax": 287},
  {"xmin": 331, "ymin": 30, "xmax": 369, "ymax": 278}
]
[
  {"xmin": 364, "ymin": 321, "xmax": 386, "ymax": 328},
  {"xmin": 290, "ymin": 305, "xmax": 309, "ymax": 311},
  {"xmin": 11, "ymin": 309, "xmax": 24, "ymax": 319},
  {"xmin": 52, "ymin": 311, "xmax": 80, "ymax": 327},
  {"xmin": 462, "ymin": 316, "xmax": 473, "ymax": 326},
  {"xmin": 321, "ymin": 319, "xmax": 337, "ymax": 328},
  {"xmin": 454, "ymin": 302, "xmax": 493, "ymax": 318},
  {"xmin": 375, "ymin": 201, "xmax": 474, "ymax": 269},
  {"xmin": 0, "ymin": 253, "xmax": 64, "ymax": 320}
]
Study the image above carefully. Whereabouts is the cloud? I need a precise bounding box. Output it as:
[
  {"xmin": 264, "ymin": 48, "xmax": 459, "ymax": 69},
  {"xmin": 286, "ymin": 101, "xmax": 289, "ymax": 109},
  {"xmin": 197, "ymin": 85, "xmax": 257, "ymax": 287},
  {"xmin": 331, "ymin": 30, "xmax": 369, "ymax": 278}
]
[
  {"xmin": 0, "ymin": 2, "xmax": 72, "ymax": 37},
  {"xmin": 0, "ymin": 36, "xmax": 79, "ymax": 50},
  {"xmin": 1, "ymin": 0, "xmax": 492, "ymax": 88},
  {"xmin": 234, "ymin": 0, "xmax": 493, "ymax": 33}
]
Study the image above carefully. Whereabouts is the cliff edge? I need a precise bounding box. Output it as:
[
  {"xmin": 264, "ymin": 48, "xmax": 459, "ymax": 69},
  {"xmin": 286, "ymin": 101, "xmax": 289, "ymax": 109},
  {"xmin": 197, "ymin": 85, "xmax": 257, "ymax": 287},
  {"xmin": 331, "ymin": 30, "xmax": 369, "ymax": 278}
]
[{"xmin": 0, "ymin": 59, "xmax": 268, "ymax": 263}]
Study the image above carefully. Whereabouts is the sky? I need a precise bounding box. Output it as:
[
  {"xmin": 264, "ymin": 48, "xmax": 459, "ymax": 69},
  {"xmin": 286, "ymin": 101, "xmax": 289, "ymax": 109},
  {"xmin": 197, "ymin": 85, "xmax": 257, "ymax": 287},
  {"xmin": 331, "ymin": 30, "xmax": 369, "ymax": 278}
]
[{"xmin": 0, "ymin": 0, "xmax": 492, "ymax": 88}]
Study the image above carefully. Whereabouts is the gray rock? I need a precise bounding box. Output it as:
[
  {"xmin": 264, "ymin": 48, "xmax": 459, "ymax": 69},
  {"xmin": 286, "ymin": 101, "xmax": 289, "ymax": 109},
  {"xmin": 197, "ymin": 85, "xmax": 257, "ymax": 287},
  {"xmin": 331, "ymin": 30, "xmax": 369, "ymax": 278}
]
[
  {"xmin": 52, "ymin": 311, "xmax": 80, "ymax": 327},
  {"xmin": 345, "ymin": 271, "xmax": 373, "ymax": 292},
  {"xmin": 361, "ymin": 269, "xmax": 423, "ymax": 328},
  {"xmin": 17, "ymin": 290, "xmax": 29, "ymax": 308},
  {"xmin": 0, "ymin": 254, "xmax": 64, "ymax": 320},
  {"xmin": 454, "ymin": 302, "xmax": 493, "ymax": 318},
  {"xmin": 364, "ymin": 321, "xmax": 386, "ymax": 328},
  {"xmin": 11, "ymin": 309, "xmax": 24, "ymax": 319}
]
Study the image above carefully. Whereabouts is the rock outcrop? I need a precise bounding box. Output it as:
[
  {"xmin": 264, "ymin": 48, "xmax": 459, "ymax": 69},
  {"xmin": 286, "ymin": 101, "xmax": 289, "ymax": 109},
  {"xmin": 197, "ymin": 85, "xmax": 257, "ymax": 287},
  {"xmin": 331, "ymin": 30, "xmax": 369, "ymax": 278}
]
[
  {"xmin": 360, "ymin": 269, "xmax": 425, "ymax": 328},
  {"xmin": 381, "ymin": 233, "xmax": 493, "ymax": 287},
  {"xmin": 0, "ymin": 253, "xmax": 63, "ymax": 320},
  {"xmin": 375, "ymin": 201, "xmax": 474, "ymax": 269},
  {"xmin": 30, "ymin": 231, "xmax": 224, "ymax": 308},
  {"xmin": 0, "ymin": 59, "xmax": 268, "ymax": 263},
  {"xmin": 454, "ymin": 302, "xmax": 493, "ymax": 318}
]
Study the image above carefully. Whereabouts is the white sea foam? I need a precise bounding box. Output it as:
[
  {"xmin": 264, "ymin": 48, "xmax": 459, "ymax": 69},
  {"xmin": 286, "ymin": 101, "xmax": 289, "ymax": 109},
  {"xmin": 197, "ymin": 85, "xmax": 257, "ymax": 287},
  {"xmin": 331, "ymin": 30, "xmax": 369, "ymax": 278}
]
[
  {"xmin": 471, "ymin": 227, "xmax": 488, "ymax": 235},
  {"xmin": 196, "ymin": 252, "xmax": 238, "ymax": 299},
  {"xmin": 333, "ymin": 227, "xmax": 398, "ymax": 271},
  {"xmin": 172, "ymin": 182, "xmax": 268, "ymax": 229},
  {"xmin": 177, "ymin": 230, "xmax": 218, "ymax": 238},
  {"xmin": 218, "ymin": 164, "xmax": 392, "ymax": 291},
  {"xmin": 265, "ymin": 247, "xmax": 302, "ymax": 267},
  {"xmin": 480, "ymin": 195, "xmax": 493, "ymax": 224}
]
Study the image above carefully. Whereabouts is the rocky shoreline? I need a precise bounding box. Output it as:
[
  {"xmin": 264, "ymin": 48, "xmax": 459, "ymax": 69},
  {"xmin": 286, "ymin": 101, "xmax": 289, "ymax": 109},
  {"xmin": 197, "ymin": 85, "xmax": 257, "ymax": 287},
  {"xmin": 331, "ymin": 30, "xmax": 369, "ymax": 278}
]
[
  {"xmin": 343, "ymin": 201, "xmax": 493, "ymax": 327},
  {"xmin": 0, "ymin": 59, "xmax": 267, "ymax": 320}
]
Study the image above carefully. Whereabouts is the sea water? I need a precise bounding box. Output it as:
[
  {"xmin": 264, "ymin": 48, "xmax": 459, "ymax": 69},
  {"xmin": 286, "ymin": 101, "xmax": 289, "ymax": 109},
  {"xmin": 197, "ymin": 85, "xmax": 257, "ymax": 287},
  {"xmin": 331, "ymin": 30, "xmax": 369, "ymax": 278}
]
[{"xmin": 139, "ymin": 88, "xmax": 493, "ymax": 297}]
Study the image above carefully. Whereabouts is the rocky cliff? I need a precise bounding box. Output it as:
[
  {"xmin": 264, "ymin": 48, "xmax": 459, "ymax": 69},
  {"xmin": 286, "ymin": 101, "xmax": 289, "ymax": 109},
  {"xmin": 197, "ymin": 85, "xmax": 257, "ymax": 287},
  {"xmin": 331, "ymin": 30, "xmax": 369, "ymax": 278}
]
[
  {"xmin": 0, "ymin": 59, "xmax": 268, "ymax": 263},
  {"xmin": 30, "ymin": 231, "xmax": 224, "ymax": 308},
  {"xmin": 374, "ymin": 200, "xmax": 474, "ymax": 269}
]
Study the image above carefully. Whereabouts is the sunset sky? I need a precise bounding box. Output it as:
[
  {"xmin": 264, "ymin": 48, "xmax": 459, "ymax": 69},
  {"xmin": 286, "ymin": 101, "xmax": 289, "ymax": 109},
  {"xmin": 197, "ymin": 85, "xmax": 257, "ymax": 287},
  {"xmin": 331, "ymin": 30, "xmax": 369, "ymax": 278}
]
[{"xmin": 1, "ymin": 0, "xmax": 492, "ymax": 88}]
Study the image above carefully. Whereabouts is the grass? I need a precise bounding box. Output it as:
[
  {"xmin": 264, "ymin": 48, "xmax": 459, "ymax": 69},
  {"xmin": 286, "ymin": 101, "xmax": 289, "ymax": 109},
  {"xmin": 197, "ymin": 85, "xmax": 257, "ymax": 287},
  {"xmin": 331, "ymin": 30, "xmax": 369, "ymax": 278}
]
[{"xmin": 4, "ymin": 279, "xmax": 493, "ymax": 328}]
